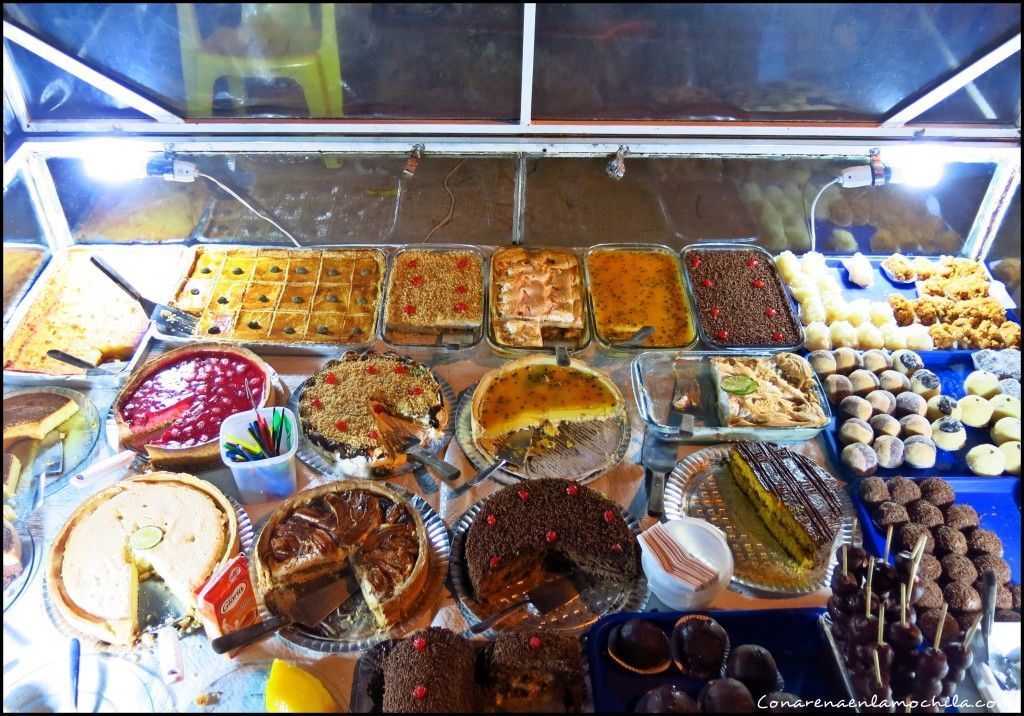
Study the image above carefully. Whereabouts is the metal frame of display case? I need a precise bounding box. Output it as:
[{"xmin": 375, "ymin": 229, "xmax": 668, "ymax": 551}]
[{"xmin": 3, "ymin": 5, "xmax": 1021, "ymax": 260}]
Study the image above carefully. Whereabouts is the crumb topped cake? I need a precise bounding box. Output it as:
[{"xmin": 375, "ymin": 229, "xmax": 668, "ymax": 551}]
[
  {"xmin": 489, "ymin": 631, "xmax": 586, "ymax": 712},
  {"xmin": 381, "ymin": 627, "xmax": 477, "ymax": 713},
  {"xmin": 727, "ymin": 442, "xmax": 843, "ymax": 570},
  {"xmin": 384, "ymin": 249, "xmax": 484, "ymax": 339},
  {"xmin": 298, "ymin": 351, "xmax": 447, "ymax": 473},
  {"xmin": 463, "ymin": 478, "xmax": 640, "ymax": 613}
]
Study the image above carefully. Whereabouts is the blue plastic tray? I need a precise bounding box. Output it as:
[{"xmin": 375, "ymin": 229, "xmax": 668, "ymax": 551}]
[
  {"xmin": 853, "ymin": 477, "xmax": 1021, "ymax": 582},
  {"xmin": 586, "ymin": 608, "xmax": 836, "ymax": 713},
  {"xmin": 822, "ymin": 351, "xmax": 1018, "ymax": 481}
]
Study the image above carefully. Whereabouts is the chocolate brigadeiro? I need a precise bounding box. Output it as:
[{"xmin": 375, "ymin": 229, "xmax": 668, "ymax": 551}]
[
  {"xmin": 918, "ymin": 608, "xmax": 961, "ymax": 647},
  {"xmin": 945, "ymin": 504, "xmax": 979, "ymax": 530},
  {"xmin": 858, "ymin": 476, "xmax": 889, "ymax": 506},
  {"xmin": 973, "ymin": 554, "xmax": 1012, "ymax": 585},
  {"xmin": 887, "ymin": 476, "xmax": 921, "ymax": 505},
  {"xmin": 940, "ymin": 553, "xmax": 978, "ymax": 585},
  {"xmin": 996, "ymin": 609, "xmax": 1021, "ymax": 622},
  {"xmin": 967, "ymin": 529, "xmax": 1003, "ymax": 556},
  {"xmin": 918, "ymin": 477, "xmax": 955, "ymax": 508},
  {"xmin": 916, "ymin": 579, "xmax": 943, "ymax": 609},
  {"xmin": 896, "ymin": 523, "xmax": 934, "ymax": 554},
  {"xmin": 633, "ymin": 685, "xmax": 699, "ymax": 714},
  {"xmin": 933, "ymin": 526, "xmax": 967, "ymax": 556},
  {"xmin": 944, "ymin": 582, "xmax": 983, "ymax": 613},
  {"xmin": 873, "ymin": 501, "xmax": 909, "ymax": 528},
  {"xmin": 917, "ymin": 553, "xmax": 942, "ymax": 581},
  {"xmin": 906, "ymin": 500, "xmax": 944, "ymax": 528}
]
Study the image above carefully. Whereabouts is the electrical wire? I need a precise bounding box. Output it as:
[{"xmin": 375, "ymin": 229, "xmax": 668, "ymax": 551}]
[
  {"xmin": 384, "ymin": 173, "xmax": 406, "ymax": 240},
  {"xmin": 422, "ymin": 160, "xmax": 466, "ymax": 242},
  {"xmin": 198, "ymin": 172, "xmax": 303, "ymax": 248},
  {"xmin": 808, "ymin": 177, "xmax": 839, "ymax": 253}
]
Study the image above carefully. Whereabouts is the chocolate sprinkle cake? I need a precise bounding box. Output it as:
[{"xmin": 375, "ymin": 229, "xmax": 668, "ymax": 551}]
[
  {"xmin": 463, "ymin": 478, "xmax": 640, "ymax": 612},
  {"xmin": 488, "ymin": 631, "xmax": 586, "ymax": 712},
  {"xmin": 381, "ymin": 627, "xmax": 477, "ymax": 713},
  {"xmin": 683, "ymin": 248, "xmax": 801, "ymax": 347}
]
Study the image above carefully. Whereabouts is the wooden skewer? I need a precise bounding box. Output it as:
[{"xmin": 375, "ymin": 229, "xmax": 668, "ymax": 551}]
[
  {"xmin": 865, "ymin": 556, "xmax": 876, "ymax": 618},
  {"xmin": 884, "ymin": 525, "xmax": 894, "ymax": 563},
  {"xmin": 877, "ymin": 602, "xmax": 885, "ymax": 645},
  {"xmin": 900, "ymin": 583, "xmax": 907, "ymax": 626},
  {"xmin": 964, "ymin": 613, "xmax": 983, "ymax": 648},
  {"xmin": 933, "ymin": 603, "xmax": 948, "ymax": 651}
]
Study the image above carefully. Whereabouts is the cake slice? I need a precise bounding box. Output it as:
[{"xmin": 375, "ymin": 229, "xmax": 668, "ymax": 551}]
[
  {"xmin": 2, "ymin": 391, "xmax": 79, "ymax": 443},
  {"xmin": 489, "ymin": 631, "xmax": 586, "ymax": 713},
  {"xmin": 2, "ymin": 453, "xmax": 22, "ymax": 500},
  {"xmin": 726, "ymin": 442, "xmax": 843, "ymax": 570},
  {"xmin": 381, "ymin": 627, "xmax": 477, "ymax": 713}
]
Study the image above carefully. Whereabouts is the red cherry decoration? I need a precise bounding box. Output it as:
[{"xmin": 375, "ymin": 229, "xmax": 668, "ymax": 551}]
[
  {"xmin": 764, "ymin": 307, "xmax": 776, "ymax": 317},
  {"xmin": 717, "ymin": 329, "xmax": 729, "ymax": 340},
  {"xmin": 518, "ymin": 490, "xmax": 530, "ymax": 501},
  {"xmin": 407, "ymin": 259, "xmax": 419, "ymax": 269},
  {"xmin": 454, "ymin": 301, "xmax": 468, "ymax": 313},
  {"xmin": 411, "ymin": 275, "xmax": 423, "ymax": 286},
  {"xmin": 710, "ymin": 307, "xmax": 721, "ymax": 318},
  {"xmin": 413, "ymin": 636, "xmax": 428, "ymax": 651},
  {"xmin": 394, "ymin": 364, "xmax": 408, "ymax": 375},
  {"xmin": 610, "ymin": 542, "xmax": 623, "ymax": 553},
  {"xmin": 690, "ymin": 258, "xmax": 701, "ymax": 269},
  {"xmin": 311, "ymin": 397, "xmax": 323, "ymax": 409},
  {"xmin": 456, "ymin": 257, "xmax": 469, "ymax": 269},
  {"xmin": 603, "ymin": 510, "xmax": 616, "ymax": 524},
  {"xmin": 747, "ymin": 258, "xmax": 759, "ymax": 268},
  {"xmin": 410, "ymin": 386, "xmax": 424, "ymax": 396},
  {"xmin": 486, "ymin": 514, "xmax": 497, "ymax": 526},
  {"xmin": 404, "ymin": 304, "xmax": 416, "ymax": 316},
  {"xmin": 369, "ymin": 430, "xmax": 380, "ymax": 440},
  {"xmin": 456, "ymin": 285, "xmax": 468, "ymax": 294},
  {"xmin": 489, "ymin": 555, "xmax": 502, "ymax": 568},
  {"xmin": 702, "ymin": 278, "xmax": 713, "ymax": 288},
  {"xmin": 772, "ymin": 331, "xmax": 784, "ymax": 342},
  {"xmin": 373, "ymin": 404, "xmax": 386, "ymax": 414},
  {"xmin": 529, "ymin": 636, "xmax": 543, "ymax": 650},
  {"xmin": 412, "ymin": 684, "xmax": 427, "ymax": 700},
  {"xmin": 325, "ymin": 373, "xmax": 337, "ymax": 385},
  {"xmin": 752, "ymin": 279, "xmax": 765, "ymax": 288},
  {"xmin": 545, "ymin": 530, "xmax": 558, "ymax": 544},
  {"xmin": 366, "ymin": 365, "xmax": 378, "ymax": 374},
  {"xmin": 335, "ymin": 420, "xmax": 348, "ymax": 431},
  {"xmin": 566, "ymin": 484, "xmax": 579, "ymax": 496}
]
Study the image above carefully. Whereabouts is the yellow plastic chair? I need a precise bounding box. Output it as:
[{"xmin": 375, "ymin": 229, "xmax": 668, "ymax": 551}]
[{"xmin": 177, "ymin": 3, "xmax": 343, "ymax": 118}]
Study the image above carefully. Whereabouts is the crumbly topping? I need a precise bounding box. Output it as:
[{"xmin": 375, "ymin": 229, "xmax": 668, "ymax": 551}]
[{"xmin": 385, "ymin": 249, "xmax": 484, "ymax": 331}]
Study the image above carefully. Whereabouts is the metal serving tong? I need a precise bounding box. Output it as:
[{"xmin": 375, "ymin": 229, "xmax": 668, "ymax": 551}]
[{"xmin": 90, "ymin": 256, "xmax": 198, "ymax": 336}]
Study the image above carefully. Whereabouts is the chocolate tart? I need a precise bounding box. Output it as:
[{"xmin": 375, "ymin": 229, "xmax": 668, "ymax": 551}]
[{"xmin": 112, "ymin": 343, "xmax": 277, "ymax": 469}]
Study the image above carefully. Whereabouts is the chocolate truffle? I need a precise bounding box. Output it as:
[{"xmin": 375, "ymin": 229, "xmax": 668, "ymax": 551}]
[
  {"xmin": 858, "ymin": 477, "xmax": 889, "ymax": 506},
  {"xmin": 839, "ymin": 396, "xmax": 873, "ymax": 422},
  {"xmin": 973, "ymin": 554, "xmax": 1011, "ymax": 585},
  {"xmin": 726, "ymin": 645, "xmax": 779, "ymax": 699},
  {"xmin": 918, "ymin": 553, "xmax": 943, "ymax": 581},
  {"xmin": 673, "ymin": 617, "xmax": 729, "ymax": 678},
  {"xmin": 842, "ymin": 443, "xmax": 878, "ymax": 478},
  {"xmin": 964, "ymin": 370, "xmax": 1002, "ymax": 399},
  {"xmin": 1010, "ymin": 583, "xmax": 1021, "ymax": 609},
  {"xmin": 931, "ymin": 417, "xmax": 967, "ymax": 451},
  {"xmin": 927, "ymin": 395, "xmax": 962, "ymax": 422},
  {"xmin": 919, "ymin": 609, "xmax": 961, "ymax": 647},
  {"xmin": 967, "ymin": 529, "xmax": 1003, "ymax": 557},
  {"xmin": 609, "ymin": 618, "xmax": 673, "ymax": 673},
  {"xmin": 634, "ymin": 685, "xmax": 699, "ymax": 713},
  {"xmin": 991, "ymin": 417, "xmax": 1020, "ymax": 445},
  {"xmin": 873, "ymin": 501, "xmax": 909, "ymax": 528},
  {"xmin": 824, "ymin": 374, "xmax": 854, "ymax": 404},
  {"xmin": 944, "ymin": 583, "xmax": 982, "ymax": 613},
  {"xmin": 994, "ymin": 584, "xmax": 1013, "ymax": 610},
  {"xmin": 894, "ymin": 392, "xmax": 927, "ymax": 419},
  {"xmin": 892, "ymin": 349, "xmax": 923, "ymax": 377},
  {"xmin": 866, "ymin": 390, "xmax": 898, "ymax": 416},
  {"xmin": 919, "ymin": 477, "xmax": 955, "ymax": 507},
  {"xmin": 807, "ymin": 350, "xmax": 837, "ymax": 378},
  {"xmin": 907, "ymin": 500, "xmax": 944, "ymax": 528},
  {"xmin": 958, "ymin": 395, "xmax": 994, "ymax": 428},
  {"xmin": 698, "ymin": 679, "xmax": 755, "ymax": 713},
  {"xmin": 869, "ymin": 414, "xmax": 901, "ymax": 438},
  {"xmin": 839, "ymin": 418, "xmax": 874, "ymax": 446},
  {"xmin": 850, "ymin": 369, "xmax": 881, "ymax": 397},
  {"xmin": 899, "ymin": 414, "xmax": 932, "ymax": 439},
  {"xmin": 995, "ymin": 609, "xmax": 1021, "ymax": 622},
  {"xmin": 941, "ymin": 554, "xmax": 978, "ymax": 585},
  {"xmin": 874, "ymin": 435, "xmax": 905, "ymax": 469},
  {"xmin": 916, "ymin": 579, "xmax": 943, "ymax": 609},
  {"xmin": 990, "ymin": 393, "xmax": 1021, "ymax": 422},
  {"xmin": 966, "ymin": 444, "xmax": 1006, "ymax": 477},
  {"xmin": 879, "ymin": 370, "xmax": 911, "ymax": 394},
  {"xmin": 862, "ymin": 349, "xmax": 892, "ymax": 374},
  {"xmin": 911, "ymin": 370, "xmax": 942, "ymax": 399},
  {"xmin": 934, "ymin": 526, "xmax": 968, "ymax": 556},
  {"xmin": 945, "ymin": 504, "xmax": 979, "ymax": 530},
  {"xmin": 903, "ymin": 436, "xmax": 937, "ymax": 470},
  {"xmin": 887, "ymin": 477, "xmax": 921, "ymax": 505},
  {"xmin": 1001, "ymin": 441, "xmax": 1021, "ymax": 475},
  {"xmin": 954, "ymin": 610, "xmax": 982, "ymax": 632},
  {"xmin": 833, "ymin": 347, "xmax": 862, "ymax": 375},
  {"xmin": 897, "ymin": 523, "xmax": 934, "ymax": 554}
]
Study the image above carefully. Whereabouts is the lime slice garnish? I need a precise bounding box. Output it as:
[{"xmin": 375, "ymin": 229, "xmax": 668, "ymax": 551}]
[
  {"xmin": 721, "ymin": 375, "xmax": 758, "ymax": 396},
  {"xmin": 129, "ymin": 525, "xmax": 164, "ymax": 550}
]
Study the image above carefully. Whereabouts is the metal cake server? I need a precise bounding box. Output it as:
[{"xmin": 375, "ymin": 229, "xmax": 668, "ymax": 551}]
[
  {"xmin": 469, "ymin": 575, "xmax": 581, "ymax": 634},
  {"xmin": 90, "ymin": 256, "xmax": 198, "ymax": 336},
  {"xmin": 33, "ymin": 433, "xmax": 64, "ymax": 510},
  {"xmin": 612, "ymin": 325, "xmax": 655, "ymax": 349},
  {"xmin": 452, "ymin": 429, "xmax": 531, "ymax": 496}
]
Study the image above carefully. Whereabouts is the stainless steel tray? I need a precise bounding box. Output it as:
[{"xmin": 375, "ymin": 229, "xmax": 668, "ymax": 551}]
[
  {"xmin": 449, "ymin": 494, "xmax": 648, "ymax": 636},
  {"xmin": 381, "ymin": 243, "xmax": 490, "ymax": 350},
  {"xmin": 679, "ymin": 242, "xmax": 805, "ymax": 352},
  {"xmin": 454, "ymin": 381, "xmax": 631, "ymax": 486},
  {"xmin": 583, "ymin": 243, "xmax": 698, "ymax": 354},
  {"xmin": 43, "ymin": 493, "xmax": 255, "ymax": 652},
  {"xmin": 630, "ymin": 351, "xmax": 831, "ymax": 443},
  {"xmin": 150, "ymin": 244, "xmax": 394, "ymax": 356},
  {"xmin": 286, "ymin": 369, "xmax": 456, "ymax": 479},
  {"xmin": 663, "ymin": 444, "xmax": 854, "ymax": 596},
  {"xmin": 253, "ymin": 484, "xmax": 451, "ymax": 654}
]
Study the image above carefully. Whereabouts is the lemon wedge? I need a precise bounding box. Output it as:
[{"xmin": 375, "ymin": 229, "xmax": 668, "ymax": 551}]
[{"xmin": 265, "ymin": 659, "xmax": 337, "ymax": 713}]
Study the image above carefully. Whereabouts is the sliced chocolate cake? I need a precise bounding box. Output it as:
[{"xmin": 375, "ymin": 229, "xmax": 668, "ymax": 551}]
[
  {"xmin": 463, "ymin": 478, "xmax": 641, "ymax": 613},
  {"xmin": 381, "ymin": 627, "xmax": 477, "ymax": 713},
  {"xmin": 488, "ymin": 631, "xmax": 586, "ymax": 712}
]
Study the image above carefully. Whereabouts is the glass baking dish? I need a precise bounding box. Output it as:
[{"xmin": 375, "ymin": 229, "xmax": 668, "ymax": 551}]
[
  {"xmin": 680, "ymin": 242, "xmax": 804, "ymax": 352},
  {"xmin": 631, "ymin": 350, "xmax": 832, "ymax": 443},
  {"xmin": 583, "ymin": 243, "xmax": 698, "ymax": 354},
  {"xmin": 381, "ymin": 243, "xmax": 488, "ymax": 349},
  {"xmin": 486, "ymin": 244, "xmax": 592, "ymax": 357}
]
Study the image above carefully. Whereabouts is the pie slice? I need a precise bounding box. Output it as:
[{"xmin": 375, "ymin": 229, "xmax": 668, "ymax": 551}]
[
  {"xmin": 47, "ymin": 472, "xmax": 239, "ymax": 646},
  {"xmin": 2, "ymin": 391, "xmax": 79, "ymax": 444},
  {"xmin": 2, "ymin": 453, "xmax": 22, "ymax": 500}
]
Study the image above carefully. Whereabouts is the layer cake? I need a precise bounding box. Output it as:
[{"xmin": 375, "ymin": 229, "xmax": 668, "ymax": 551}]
[
  {"xmin": 490, "ymin": 247, "xmax": 585, "ymax": 348},
  {"xmin": 384, "ymin": 248, "xmax": 484, "ymax": 339}
]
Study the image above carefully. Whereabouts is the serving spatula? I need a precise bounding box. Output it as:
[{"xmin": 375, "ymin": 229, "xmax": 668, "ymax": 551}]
[
  {"xmin": 469, "ymin": 575, "xmax": 582, "ymax": 634},
  {"xmin": 90, "ymin": 256, "xmax": 198, "ymax": 336},
  {"xmin": 452, "ymin": 429, "xmax": 532, "ymax": 496}
]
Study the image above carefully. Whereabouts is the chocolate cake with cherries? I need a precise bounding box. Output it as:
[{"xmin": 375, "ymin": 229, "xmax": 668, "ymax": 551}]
[
  {"xmin": 381, "ymin": 627, "xmax": 477, "ymax": 713},
  {"xmin": 488, "ymin": 631, "xmax": 586, "ymax": 712},
  {"xmin": 463, "ymin": 478, "xmax": 640, "ymax": 613}
]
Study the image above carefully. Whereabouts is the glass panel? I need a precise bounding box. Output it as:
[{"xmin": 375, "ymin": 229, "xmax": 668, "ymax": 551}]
[
  {"xmin": 4, "ymin": 40, "xmax": 151, "ymax": 121},
  {"xmin": 914, "ymin": 54, "xmax": 1021, "ymax": 125},
  {"xmin": 3, "ymin": 170, "xmax": 49, "ymax": 320},
  {"xmin": 46, "ymin": 153, "xmax": 515, "ymax": 245},
  {"xmin": 533, "ymin": 3, "xmax": 1021, "ymax": 121},
  {"xmin": 986, "ymin": 186, "xmax": 1021, "ymax": 311},
  {"xmin": 3, "ymin": 170, "xmax": 47, "ymax": 245},
  {"xmin": 6, "ymin": 3, "xmax": 523, "ymax": 120}
]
